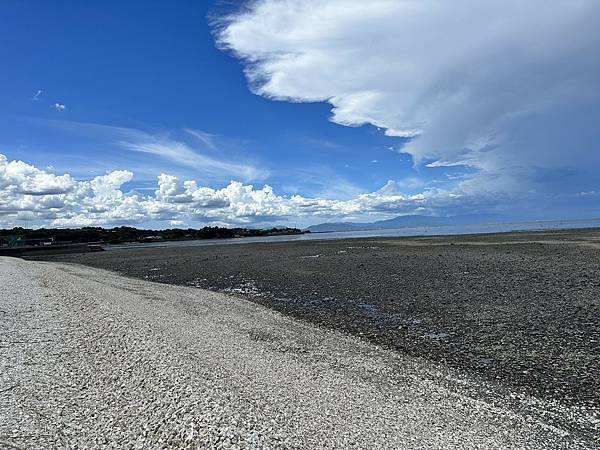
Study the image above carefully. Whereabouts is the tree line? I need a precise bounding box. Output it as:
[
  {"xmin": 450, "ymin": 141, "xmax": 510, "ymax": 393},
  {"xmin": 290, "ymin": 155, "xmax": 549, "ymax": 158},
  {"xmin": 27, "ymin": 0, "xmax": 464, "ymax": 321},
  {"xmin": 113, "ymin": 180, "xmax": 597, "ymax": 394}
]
[{"xmin": 0, "ymin": 226, "xmax": 306, "ymax": 246}]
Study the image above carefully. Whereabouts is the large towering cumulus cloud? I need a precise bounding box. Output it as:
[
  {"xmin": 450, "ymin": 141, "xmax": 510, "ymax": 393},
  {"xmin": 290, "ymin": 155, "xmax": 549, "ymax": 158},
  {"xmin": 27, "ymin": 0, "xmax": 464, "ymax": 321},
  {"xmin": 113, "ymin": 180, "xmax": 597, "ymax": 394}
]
[{"xmin": 217, "ymin": 0, "xmax": 600, "ymax": 200}]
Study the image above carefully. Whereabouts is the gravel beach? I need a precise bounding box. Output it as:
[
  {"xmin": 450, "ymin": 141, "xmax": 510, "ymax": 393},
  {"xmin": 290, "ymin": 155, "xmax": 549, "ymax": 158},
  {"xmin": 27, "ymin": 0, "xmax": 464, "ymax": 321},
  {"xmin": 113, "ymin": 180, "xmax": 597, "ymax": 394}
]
[
  {"xmin": 1, "ymin": 256, "xmax": 598, "ymax": 448},
  {"xmin": 36, "ymin": 228, "xmax": 600, "ymax": 412}
]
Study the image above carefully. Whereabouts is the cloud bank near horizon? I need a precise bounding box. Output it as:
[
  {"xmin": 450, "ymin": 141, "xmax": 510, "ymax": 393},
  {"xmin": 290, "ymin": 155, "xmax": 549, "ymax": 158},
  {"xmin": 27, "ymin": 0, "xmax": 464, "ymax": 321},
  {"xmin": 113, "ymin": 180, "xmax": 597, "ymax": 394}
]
[
  {"xmin": 217, "ymin": 0, "xmax": 600, "ymax": 198},
  {"xmin": 0, "ymin": 153, "xmax": 507, "ymax": 228}
]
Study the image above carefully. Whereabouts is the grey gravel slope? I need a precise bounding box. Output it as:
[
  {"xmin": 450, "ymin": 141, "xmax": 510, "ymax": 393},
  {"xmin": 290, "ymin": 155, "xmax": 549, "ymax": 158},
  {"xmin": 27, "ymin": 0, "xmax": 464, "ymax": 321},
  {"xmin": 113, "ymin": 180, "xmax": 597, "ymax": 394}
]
[{"xmin": 0, "ymin": 257, "xmax": 596, "ymax": 449}]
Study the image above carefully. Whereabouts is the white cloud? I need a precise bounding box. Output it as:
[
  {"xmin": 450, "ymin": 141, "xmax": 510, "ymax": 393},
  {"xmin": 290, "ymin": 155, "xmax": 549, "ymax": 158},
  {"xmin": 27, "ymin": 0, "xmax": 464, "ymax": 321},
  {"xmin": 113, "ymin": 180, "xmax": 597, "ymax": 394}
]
[
  {"xmin": 39, "ymin": 119, "xmax": 268, "ymax": 183},
  {"xmin": 0, "ymin": 154, "xmax": 75, "ymax": 195},
  {"xmin": 52, "ymin": 103, "xmax": 66, "ymax": 111},
  {"xmin": 119, "ymin": 137, "xmax": 266, "ymax": 182},
  {"xmin": 397, "ymin": 177, "xmax": 425, "ymax": 190},
  {"xmin": 275, "ymin": 166, "xmax": 364, "ymax": 200},
  {"xmin": 575, "ymin": 191, "xmax": 597, "ymax": 197},
  {"xmin": 0, "ymin": 153, "xmax": 503, "ymax": 228},
  {"xmin": 217, "ymin": 0, "xmax": 600, "ymax": 196},
  {"xmin": 90, "ymin": 171, "xmax": 134, "ymax": 198},
  {"xmin": 184, "ymin": 128, "xmax": 219, "ymax": 151},
  {"xmin": 32, "ymin": 89, "xmax": 43, "ymax": 101}
]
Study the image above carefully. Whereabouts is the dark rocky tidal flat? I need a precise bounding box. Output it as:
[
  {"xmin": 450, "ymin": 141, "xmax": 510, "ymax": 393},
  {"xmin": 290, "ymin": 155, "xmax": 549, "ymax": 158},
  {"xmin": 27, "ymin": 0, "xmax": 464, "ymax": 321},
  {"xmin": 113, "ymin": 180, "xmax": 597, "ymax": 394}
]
[{"xmin": 33, "ymin": 228, "xmax": 600, "ymax": 408}]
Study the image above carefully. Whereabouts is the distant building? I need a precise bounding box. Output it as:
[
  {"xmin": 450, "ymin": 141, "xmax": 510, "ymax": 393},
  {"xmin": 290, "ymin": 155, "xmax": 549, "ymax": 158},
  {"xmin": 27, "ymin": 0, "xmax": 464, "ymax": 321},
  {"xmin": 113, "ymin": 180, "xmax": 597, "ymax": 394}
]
[
  {"xmin": 141, "ymin": 235, "xmax": 163, "ymax": 243},
  {"xmin": 22, "ymin": 237, "xmax": 54, "ymax": 247}
]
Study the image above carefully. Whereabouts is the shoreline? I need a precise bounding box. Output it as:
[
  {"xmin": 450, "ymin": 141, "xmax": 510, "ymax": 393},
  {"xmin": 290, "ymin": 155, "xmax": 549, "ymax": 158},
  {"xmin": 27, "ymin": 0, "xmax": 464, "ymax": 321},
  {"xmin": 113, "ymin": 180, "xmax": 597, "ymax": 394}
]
[
  {"xmin": 5, "ymin": 257, "xmax": 596, "ymax": 447},
  {"xmin": 30, "ymin": 228, "xmax": 600, "ymax": 410},
  {"xmin": 2, "ymin": 257, "xmax": 598, "ymax": 447},
  {"xmin": 103, "ymin": 223, "xmax": 600, "ymax": 251}
]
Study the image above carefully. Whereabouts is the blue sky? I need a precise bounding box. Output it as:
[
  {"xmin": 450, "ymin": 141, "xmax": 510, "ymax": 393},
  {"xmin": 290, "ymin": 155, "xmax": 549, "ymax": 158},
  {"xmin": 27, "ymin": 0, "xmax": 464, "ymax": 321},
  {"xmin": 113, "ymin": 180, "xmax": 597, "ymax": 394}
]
[
  {"xmin": 0, "ymin": 0, "xmax": 428, "ymax": 194},
  {"xmin": 1, "ymin": 0, "xmax": 599, "ymax": 228}
]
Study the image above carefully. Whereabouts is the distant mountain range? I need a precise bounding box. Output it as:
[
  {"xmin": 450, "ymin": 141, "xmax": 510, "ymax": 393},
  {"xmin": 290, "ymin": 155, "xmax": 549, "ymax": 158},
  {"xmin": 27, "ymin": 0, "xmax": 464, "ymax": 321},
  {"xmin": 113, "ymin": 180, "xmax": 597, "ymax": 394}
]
[{"xmin": 307, "ymin": 214, "xmax": 502, "ymax": 233}]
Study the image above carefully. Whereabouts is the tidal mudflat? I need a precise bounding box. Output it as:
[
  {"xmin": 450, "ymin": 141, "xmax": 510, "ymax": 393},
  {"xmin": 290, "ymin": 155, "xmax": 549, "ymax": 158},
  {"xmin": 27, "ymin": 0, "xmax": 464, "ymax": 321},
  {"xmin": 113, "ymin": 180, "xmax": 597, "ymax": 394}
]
[{"xmin": 33, "ymin": 228, "xmax": 600, "ymax": 412}]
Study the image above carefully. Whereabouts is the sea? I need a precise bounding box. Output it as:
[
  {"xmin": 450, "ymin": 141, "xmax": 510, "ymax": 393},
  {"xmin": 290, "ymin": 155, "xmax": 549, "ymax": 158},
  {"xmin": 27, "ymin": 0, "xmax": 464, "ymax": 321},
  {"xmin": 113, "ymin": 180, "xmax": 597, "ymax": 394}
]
[{"xmin": 105, "ymin": 218, "xmax": 600, "ymax": 251}]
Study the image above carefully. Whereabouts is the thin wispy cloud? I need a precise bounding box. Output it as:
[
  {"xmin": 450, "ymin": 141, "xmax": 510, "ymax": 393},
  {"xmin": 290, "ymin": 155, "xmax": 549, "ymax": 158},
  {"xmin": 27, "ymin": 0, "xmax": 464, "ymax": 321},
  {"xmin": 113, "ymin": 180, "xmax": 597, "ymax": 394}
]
[
  {"xmin": 34, "ymin": 118, "xmax": 269, "ymax": 183},
  {"xmin": 119, "ymin": 137, "xmax": 268, "ymax": 182},
  {"xmin": 32, "ymin": 89, "xmax": 43, "ymax": 101},
  {"xmin": 273, "ymin": 166, "xmax": 364, "ymax": 200},
  {"xmin": 184, "ymin": 128, "xmax": 219, "ymax": 151},
  {"xmin": 301, "ymin": 137, "xmax": 344, "ymax": 152}
]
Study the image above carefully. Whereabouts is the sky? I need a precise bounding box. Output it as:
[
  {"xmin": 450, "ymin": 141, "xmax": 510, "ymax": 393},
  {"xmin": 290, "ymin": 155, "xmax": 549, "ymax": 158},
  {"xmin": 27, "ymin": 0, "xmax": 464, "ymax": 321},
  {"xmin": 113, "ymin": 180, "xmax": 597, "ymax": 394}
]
[{"xmin": 1, "ymin": 0, "xmax": 599, "ymax": 229}]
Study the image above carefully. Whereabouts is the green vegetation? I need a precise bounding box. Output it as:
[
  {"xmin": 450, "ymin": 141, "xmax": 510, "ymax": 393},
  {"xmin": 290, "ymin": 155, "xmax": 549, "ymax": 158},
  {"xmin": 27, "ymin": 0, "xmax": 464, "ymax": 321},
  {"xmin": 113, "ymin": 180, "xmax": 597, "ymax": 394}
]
[{"xmin": 0, "ymin": 226, "xmax": 307, "ymax": 247}]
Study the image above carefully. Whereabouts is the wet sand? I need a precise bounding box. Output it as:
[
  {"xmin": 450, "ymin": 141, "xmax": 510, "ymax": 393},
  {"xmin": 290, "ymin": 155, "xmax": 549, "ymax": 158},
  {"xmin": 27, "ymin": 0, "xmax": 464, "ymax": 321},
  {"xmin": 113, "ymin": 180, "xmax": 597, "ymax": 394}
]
[{"xmin": 32, "ymin": 228, "xmax": 600, "ymax": 413}]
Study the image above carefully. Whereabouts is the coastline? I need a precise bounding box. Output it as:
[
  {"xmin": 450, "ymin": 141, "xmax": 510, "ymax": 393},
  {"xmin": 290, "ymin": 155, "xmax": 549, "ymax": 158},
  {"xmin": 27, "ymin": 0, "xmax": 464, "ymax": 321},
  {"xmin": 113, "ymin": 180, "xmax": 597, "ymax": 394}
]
[
  {"xmin": 31, "ymin": 226, "xmax": 600, "ymax": 412},
  {"xmin": 1, "ymin": 257, "xmax": 597, "ymax": 447}
]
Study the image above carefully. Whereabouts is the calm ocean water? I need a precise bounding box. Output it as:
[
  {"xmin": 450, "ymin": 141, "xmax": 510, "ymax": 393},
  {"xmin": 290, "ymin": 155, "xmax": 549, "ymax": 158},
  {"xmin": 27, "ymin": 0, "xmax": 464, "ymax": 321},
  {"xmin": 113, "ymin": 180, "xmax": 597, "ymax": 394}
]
[{"xmin": 106, "ymin": 218, "xmax": 600, "ymax": 251}]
